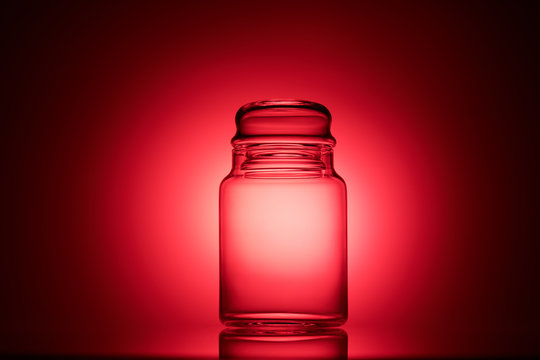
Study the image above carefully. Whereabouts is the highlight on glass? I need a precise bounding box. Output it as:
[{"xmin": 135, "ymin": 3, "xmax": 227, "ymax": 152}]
[{"xmin": 220, "ymin": 100, "xmax": 347, "ymax": 327}]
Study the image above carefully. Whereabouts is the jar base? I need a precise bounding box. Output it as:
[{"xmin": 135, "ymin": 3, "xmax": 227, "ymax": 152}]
[{"xmin": 221, "ymin": 312, "xmax": 346, "ymax": 328}]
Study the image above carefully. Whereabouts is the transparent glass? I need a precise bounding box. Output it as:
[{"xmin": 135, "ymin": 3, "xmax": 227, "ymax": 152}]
[{"xmin": 220, "ymin": 100, "xmax": 347, "ymax": 327}]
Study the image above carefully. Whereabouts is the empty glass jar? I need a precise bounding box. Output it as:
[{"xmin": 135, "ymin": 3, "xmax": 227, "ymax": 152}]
[{"xmin": 220, "ymin": 100, "xmax": 347, "ymax": 327}]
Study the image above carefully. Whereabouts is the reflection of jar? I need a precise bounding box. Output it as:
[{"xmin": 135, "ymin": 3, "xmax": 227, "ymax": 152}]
[
  {"xmin": 219, "ymin": 328, "xmax": 348, "ymax": 360},
  {"xmin": 220, "ymin": 100, "xmax": 347, "ymax": 327}
]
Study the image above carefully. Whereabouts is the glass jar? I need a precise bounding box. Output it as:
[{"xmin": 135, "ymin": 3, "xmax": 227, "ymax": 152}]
[{"xmin": 220, "ymin": 100, "xmax": 347, "ymax": 327}]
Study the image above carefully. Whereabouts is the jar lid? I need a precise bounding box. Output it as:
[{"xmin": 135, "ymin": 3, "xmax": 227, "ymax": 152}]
[{"xmin": 232, "ymin": 100, "xmax": 336, "ymax": 146}]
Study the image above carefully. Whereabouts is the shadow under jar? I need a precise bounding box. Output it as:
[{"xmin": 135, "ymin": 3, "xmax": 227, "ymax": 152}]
[{"xmin": 220, "ymin": 100, "xmax": 347, "ymax": 328}]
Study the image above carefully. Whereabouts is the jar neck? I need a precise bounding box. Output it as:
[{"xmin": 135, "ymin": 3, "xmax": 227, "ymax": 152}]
[{"xmin": 230, "ymin": 143, "xmax": 335, "ymax": 178}]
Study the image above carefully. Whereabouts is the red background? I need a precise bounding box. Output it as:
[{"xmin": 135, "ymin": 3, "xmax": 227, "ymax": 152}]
[{"xmin": 2, "ymin": 0, "xmax": 538, "ymax": 357}]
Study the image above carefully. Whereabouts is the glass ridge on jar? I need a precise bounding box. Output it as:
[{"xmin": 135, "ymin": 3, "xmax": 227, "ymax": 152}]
[{"xmin": 220, "ymin": 100, "xmax": 347, "ymax": 327}]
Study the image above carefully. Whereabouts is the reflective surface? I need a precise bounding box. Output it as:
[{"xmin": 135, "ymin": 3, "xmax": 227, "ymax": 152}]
[{"xmin": 1, "ymin": 324, "xmax": 537, "ymax": 357}]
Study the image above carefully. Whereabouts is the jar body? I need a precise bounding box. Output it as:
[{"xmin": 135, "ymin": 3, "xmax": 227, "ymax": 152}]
[{"xmin": 219, "ymin": 144, "xmax": 347, "ymax": 327}]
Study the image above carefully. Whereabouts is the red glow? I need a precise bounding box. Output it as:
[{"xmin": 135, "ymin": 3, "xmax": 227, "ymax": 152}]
[
  {"xmin": 54, "ymin": 12, "xmax": 482, "ymax": 355},
  {"xmin": 90, "ymin": 56, "xmax": 451, "ymax": 353},
  {"xmin": 3, "ymin": 1, "xmax": 538, "ymax": 357}
]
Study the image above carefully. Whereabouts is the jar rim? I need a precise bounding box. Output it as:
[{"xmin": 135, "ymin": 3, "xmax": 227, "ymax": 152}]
[{"xmin": 233, "ymin": 99, "xmax": 335, "ymax": 146}]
